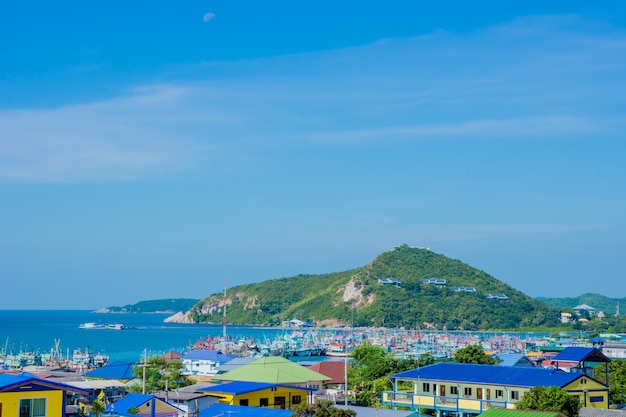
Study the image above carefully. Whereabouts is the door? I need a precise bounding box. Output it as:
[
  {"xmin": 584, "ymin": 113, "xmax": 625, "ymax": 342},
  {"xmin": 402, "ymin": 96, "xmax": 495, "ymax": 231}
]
[
  {"xmin": 477, "ymin": 388, "xmax": 483, "ymax": 400},
  {"xmin": 440, "ymin": 385, "xmax": 446, "ymax": 397}
]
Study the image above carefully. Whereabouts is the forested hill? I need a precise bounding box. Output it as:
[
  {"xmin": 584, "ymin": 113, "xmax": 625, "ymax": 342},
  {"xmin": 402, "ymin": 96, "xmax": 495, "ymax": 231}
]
[
  {"xmin": 537, "ymin": 293, "xmax": 624, "ymax": 316},
  {"xmin": 101, "ymin": 298, "xmax": 199, "ymax": 313},
  {"xmin": 174, "ymin": 244, "xmax": 559, "ymax": 330}
]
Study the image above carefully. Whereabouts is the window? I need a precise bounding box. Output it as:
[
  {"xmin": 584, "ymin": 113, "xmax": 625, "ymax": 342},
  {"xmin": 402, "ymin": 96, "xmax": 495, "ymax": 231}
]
[
  {"xmin": 423, "ymin": 383, "xmax": 430, "ymax": 392},
  {"xmin": 581, "ymin": 379, "xmax": 587, "ymax": 384},
  {"xmin": 19, "ymin": 399, "xmax": 46, "ymax": 417},
  {"xmin": 511, "ymin": 391, "xmax": 519, "ymax": 400},
  {"xmin": 450, "ymin": 386, "xmax": 458, "ymax": 395},
  {"xmin": 464, "ymin": 387, "xmax": 472, "ymax": 397},
  {"xmin": 292, "ymin": 395, "xmax": 302, "ymax": 405},
  {"xmin": 239, "ymin": 399, "xmax": 249, "ymax": 406},
  {"xmin": 260, "ymin": 398, "xmax": 269, "ymax": 407},
  {"xmin": 590, "ymin": 396, "xmax": 604, "ymax": 403},
  {"xmin": 495, "ymin": 390, "xmax": 503, "ymax": 398}
]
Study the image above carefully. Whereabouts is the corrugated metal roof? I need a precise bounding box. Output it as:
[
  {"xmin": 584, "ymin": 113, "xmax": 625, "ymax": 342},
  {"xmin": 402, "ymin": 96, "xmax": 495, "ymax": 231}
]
[
  {"xmin": 390, "ymin": 362, "xmax": 585, "ymax": 388},
  {"xmin": 200, "ymin": 381, "xmax": 312, "ymax": 396},
  {"xmin": 480, "ymin": 409, "xmax": 564, "ymax": 417},
  {"xmin": 83, "ymin": 361, "xmax": 136, "ymax": 381},
  {"xmin": 107, "ymin": 393, "xmax": 156, "ymax": 412},
  {"xmin": 552, "ymin": 347, "xmax": 610, "ymax": 363},
  {"xmin": 0, "ymin": 372, "xmax": 89, "ymax": 394},
  {"xmin": 183, "ymin": 349, "xmax": 234, "ymax": 363},
  {"xmin": 199, "ymin": 403, "xmax": 293, "ymax": 417},
  {"xmin": 212, "ymin": 356, "xmax": 331, "ymax": 384}
]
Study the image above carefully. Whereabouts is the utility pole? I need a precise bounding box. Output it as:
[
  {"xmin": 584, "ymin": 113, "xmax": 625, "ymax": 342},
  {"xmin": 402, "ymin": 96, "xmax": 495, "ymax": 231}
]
[{"xmin": 141, "ymin": 349, "xmax": 147, "ymax": 394}]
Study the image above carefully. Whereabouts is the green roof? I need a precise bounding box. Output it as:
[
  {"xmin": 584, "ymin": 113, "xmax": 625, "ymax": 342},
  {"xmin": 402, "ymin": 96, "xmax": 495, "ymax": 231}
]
[
  {"xmin": 212, "ymin": 356, "xmax": 332, "ymax": 384},
  {"xmin": 480, "ymin": 409, "xmax": 564, "ymax": 417}
]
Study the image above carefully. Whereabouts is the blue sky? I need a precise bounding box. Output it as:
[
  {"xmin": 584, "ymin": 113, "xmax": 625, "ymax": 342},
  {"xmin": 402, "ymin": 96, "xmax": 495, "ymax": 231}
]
[{"xmin": 1, "ymin": 1, "xmax": 625, "ymax": 310}]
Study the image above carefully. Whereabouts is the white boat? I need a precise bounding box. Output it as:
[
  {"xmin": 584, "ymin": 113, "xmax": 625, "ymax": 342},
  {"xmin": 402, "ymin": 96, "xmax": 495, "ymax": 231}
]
[
  {"xmin": 105, "ymin": 323, "xmax": 124, "ymax": 330},
  {"xmin": 79, "ymin": 322, "xmax": 104, "ymax": 329}
]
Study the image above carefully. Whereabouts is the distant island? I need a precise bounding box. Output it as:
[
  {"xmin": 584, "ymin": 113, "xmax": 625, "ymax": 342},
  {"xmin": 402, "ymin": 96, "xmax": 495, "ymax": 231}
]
[{"xmin": 96, "ymin": 298, "xmax": 199, "ymax": 314}]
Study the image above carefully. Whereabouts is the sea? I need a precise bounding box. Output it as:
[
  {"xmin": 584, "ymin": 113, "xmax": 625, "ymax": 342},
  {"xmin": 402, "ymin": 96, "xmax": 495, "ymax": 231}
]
[{"xmin": 0, "ymin": 310, "xmax": 287, "ymax": 363}]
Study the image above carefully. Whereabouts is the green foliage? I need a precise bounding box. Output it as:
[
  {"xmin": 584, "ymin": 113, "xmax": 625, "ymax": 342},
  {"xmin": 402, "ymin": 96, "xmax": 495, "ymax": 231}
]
[
  {"xmin": 106, "ymin": 299, "xmax": 199, "ymax": 313},
  {"xmin": 90, "ymin": 399, "xmax": 105, "ymax": 417},
  {"xmin": 128, "ymin": 355, "xmax": 192, "ymax": 393},
  {"xmin": 595, "ymin": 359, "xmax": 626, "ymax": 405},
  {"xmin": 185, "ymin": 245, "xmax": 560, "ymax": 330},
  {"xmin": 127, "ymin": 407, "xmax": 140, "ymax": 415},
  {"xmin": 538, "ymin": 293, "xmax": 624, "ymax": 317},
  {"xmin": 453, "ymin": 345, "xmax": 498, "ymax": 364},
  {"xmin": 349, "ymin": 342, "xmax": 435, "ymax": 406},
  {"xmin": 516, "ymin": 386, "xmax": 581, "ymax": 417},
  {"xmin": 292, "ymin": 400, "xmax": 356, "ymax": 417}
]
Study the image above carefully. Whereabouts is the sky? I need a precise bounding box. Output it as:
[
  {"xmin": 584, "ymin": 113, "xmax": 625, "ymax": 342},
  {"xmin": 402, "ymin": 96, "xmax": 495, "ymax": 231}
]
[{"xmin": 1, "ymin": 1, "xmax": 625, "ymax": 310}]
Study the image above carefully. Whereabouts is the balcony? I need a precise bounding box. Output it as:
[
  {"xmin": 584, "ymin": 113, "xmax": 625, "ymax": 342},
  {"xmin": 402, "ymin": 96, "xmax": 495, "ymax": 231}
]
[{"xmin": 381, "ymin": 391, "xmax": 513, "ymax": 413}]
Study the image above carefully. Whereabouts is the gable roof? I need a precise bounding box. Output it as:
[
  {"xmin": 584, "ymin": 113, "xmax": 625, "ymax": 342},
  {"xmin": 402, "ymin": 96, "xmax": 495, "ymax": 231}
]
[
  {"xmin": 307, "ymin": 361, "xmax": 346, "ymax": 384},
  {"xmin": 212, "ymin": 356, "xmax": 331, "ymax": 384},
  {"xmin": 182, "ymin": 349, "xmax": 233, "ymax": 363},
  {"xmin": 199, "ymin": 404, "xmax": 293, "ymax": 417},
  {"xmin": 83, "ymin": 361, "xmax": 136, "ymax": 381},
  {"xmin": 494, "ymin": 353, "xmax": 535, "ymax": 367},
  {"xmin": 0, "ymin": 372, "xmax": 89, "ymax": 394},
  {"xmin": 552, "ymin": 347, "xmax": 611, "ymax": 364},
  {"xmin": 217, "ymin": 357, "xmax": 256, "ymax": 373},
  {"xmin": 106, "ymin": 393, "xmax": 183, "ymax": 414},
  {"xmin": 480, "ymin": 409, "xmax": 565, "ymax": 417},
  {"xmin": 199, "ymin": 381, "xmax": 314, "ymax": 396},
  {"xmin": 390, "ymin": 362, "xmax": 595, "ymax": 388}
]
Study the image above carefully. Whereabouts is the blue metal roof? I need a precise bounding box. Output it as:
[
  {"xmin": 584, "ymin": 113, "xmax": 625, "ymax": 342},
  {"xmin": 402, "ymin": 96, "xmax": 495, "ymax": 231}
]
[
  {"xmin": 552, "ymin": 347, "xmax": 610, "ymax": 363},
  {"xmin": 199, "ymin": 381, "xmax": 314, "ymax": 395},
  {"xmin": 390, "ymin": 362, "xmax": 587, "ymax": 388},
  {"xmin": 106, "ymin": 394, "xmax": 156, "ymax": 413},
  {"xmin": 199, "ymin": 404, "xmax": 293, "ymax": 417},
  {"xmin": 183, "ymin": 349, "xmax": 234, "ymax": 363},
  {"xmin": 0, "ymin": 372, "xmax": 89, "ymax": 394},
  {"xmin": 84, "ymin": 361, "xmax": 136, "ymax": 381},
  {"xmin": 494, "ymin": 353, "xmax": 534, "ymax": 367}
]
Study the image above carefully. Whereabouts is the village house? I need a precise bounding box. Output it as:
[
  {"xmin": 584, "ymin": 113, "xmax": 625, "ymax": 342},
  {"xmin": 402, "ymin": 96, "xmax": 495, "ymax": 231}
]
[
  {"xmin": 199, "ymin": 381, "xmax": 314, "ymax": 409},
  {"xmin": 0, "ymin": 372, "xmax": 89, "ymax": 417},
  {"xmin": 382, "ymin": 353, "xmax": 610, "ymax": 417}
]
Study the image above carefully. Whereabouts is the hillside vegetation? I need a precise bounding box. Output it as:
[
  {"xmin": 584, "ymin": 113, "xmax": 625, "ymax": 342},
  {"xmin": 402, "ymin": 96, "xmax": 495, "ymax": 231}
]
[
  {"xmin": 180, "ymin": 245, "xmax": 559, "ymax": 330},
  {"xmin": 537, "ymin": 293, "xmax": 624, "ymax": 316},
  {"xmin": 104, "ymin": 298, "xmax": 199, "ymax": 313}
]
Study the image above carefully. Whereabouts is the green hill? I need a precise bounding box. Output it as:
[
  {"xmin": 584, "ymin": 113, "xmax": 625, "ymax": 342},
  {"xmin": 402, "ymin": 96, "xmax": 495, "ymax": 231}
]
[
  {"xmin": 103, "ymin": 298, "xmax": 199, "ymax": 313},
  {"xmin": 180, "ymin": 244, "xmax": 559, "ymax": 330},
  {"xmin": 537, "ymin": 293, "xmax": 623, "ymax": 316}
]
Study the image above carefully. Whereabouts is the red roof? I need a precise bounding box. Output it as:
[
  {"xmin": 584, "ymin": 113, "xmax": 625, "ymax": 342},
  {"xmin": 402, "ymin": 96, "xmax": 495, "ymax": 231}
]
[{"xmin": 307, "ymin": 361, "xmax": 346, "ymax": 385}]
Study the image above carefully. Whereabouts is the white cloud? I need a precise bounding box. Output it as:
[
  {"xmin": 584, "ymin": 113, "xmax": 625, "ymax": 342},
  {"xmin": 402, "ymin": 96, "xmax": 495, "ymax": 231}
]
[{"xmin": 1, "ymin": 14, "xmax": 624, "ymax": 183}]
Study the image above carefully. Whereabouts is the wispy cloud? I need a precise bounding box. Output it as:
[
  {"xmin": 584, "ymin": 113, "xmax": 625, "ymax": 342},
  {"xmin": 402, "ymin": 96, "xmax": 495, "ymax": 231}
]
[{"xmin": 1, "ymin": 14, "xmax": 624, "ymax": 183}]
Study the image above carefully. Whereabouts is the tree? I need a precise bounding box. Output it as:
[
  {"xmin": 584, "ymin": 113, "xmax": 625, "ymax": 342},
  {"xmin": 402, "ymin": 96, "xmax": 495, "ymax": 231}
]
[
  {"xmin": 453, "ymin": 345, "xmax": 498, "ymax": 364},
  {"xmin": 595, "ymin": 359, "xmax": 626, "ymax": 405},
  {"xmin": 90, "ymin": 399, "xmax": 105, "ymax": 417},
  {"xmin": 128, "ymin": 355, "xmax": 191, "ymax": 394},
  {"xmin": 516, "ymin": 386, "xmax": 580, "ymax": 417},
  {"xmin": 292, "ymin": 400, "xmax": 356, "ymax": 417},
  {"xmin": 348, "ymin": 342, "xmax": 435, "ymax": 406}
]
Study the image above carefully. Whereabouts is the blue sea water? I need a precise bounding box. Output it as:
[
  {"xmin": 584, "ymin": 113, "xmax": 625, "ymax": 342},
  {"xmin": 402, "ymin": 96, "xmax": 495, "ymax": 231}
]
[{"xmin": 0, "ymin": 310, "xmax": 285, "ymax": 362}]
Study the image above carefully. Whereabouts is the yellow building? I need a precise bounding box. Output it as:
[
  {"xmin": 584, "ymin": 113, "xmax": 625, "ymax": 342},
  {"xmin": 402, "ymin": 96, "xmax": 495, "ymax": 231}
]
[
  {"xmin": 0, "ymin": 372, "xmax": 89, "ymax": 417},
  {"xmin": 382, "ymin": 362, "xmax": 610, "ymax": 416},
  {"xmin": 199, "ymin": 381, "xmax": 314, "ymax": 409}
]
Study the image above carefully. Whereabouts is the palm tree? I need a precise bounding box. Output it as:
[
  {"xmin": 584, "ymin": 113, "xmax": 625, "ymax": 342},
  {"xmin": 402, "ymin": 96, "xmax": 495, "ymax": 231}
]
[{"xmin": 91, "ymin": 399, "xmax": 106, "ymax": 417}]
